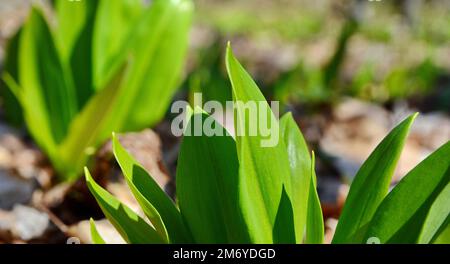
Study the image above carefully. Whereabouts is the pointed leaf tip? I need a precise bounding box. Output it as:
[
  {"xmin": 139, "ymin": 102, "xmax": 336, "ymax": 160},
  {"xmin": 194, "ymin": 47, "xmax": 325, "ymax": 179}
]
[
  {"xmin": 90, "ymin": 218, "xmax": 106, "ymax": 244},
  {"xmin": 84, "ymin": 167, "xmax": 91, "ymax": 182}
]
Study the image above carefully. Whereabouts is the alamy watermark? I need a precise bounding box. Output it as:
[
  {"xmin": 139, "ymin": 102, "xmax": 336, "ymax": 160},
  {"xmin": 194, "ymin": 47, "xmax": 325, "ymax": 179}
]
[{"xmin": 170, "ymin": 93, "xmax": 280, "ymax": 148}]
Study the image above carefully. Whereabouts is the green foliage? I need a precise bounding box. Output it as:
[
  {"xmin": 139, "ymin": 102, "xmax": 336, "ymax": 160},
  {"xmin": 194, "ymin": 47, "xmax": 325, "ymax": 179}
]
[
  {"xmin": 332, "ymin": 113, "xmax": 417, "ymax": 243},
  {"xmin": 1, "ymin": 0, "xmax": 193, "ymax": 180},
  {"xmin": 86, "ymin": 45, "xmax": 449, "ymax": 244},
  {"xmin": 89, "ymin": 218, "xmax": 105, "ymax": 245},
  {"xmin": 364, "ymin": 143, "xmax": 450, "ymax": 244}
]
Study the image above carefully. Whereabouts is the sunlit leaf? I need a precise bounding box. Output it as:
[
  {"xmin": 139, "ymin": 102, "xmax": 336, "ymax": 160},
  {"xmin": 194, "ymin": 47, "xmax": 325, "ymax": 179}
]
[
  {"xmin": 305, "ymin": 152, "xmax": 324, "ymax": 244},
  {"xmin": 333, "ymin": 114, "xmax": 417, "ymax": 243},
  {"xmin": 58, "ymin": 65, "xmax": 127, "ymax": 179},
  {"xmin": 92, "ymin": 0, "xmax": 143, "ymax": 88},
  {"xmin": 119, "ymin": 0, "xmax": 193, "ymax": 130},
  {"xmin": 364, "ymin": 142, "xmax": 450, "ymax": 243},
  {"xmin": 85, "ymin": 168, "xmax": 165, "ymax": 244},
  {"xmin": 177, "ymin": 110, "xmax": 250, "ymax": 243},
  {"xmin": 280, "ymin": 112, "xmax": 311, "ymax": 243},
  {"xmin": 113, "ymin": 134, "xmax": 192, "ymax": 243},
  {"xmin": 90, "ymin": 218, "xmax": 106, "ymax": 244},
  {"xmin": 18, "ymin": 7, "xmax": 77, "ymax": 161},
  {"xmin": 226, "ymin": 43, "xmax": 292, "ymax": 243}
]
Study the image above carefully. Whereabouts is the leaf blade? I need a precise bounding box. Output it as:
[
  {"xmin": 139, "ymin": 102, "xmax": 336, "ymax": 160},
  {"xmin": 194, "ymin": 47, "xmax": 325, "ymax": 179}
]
[
  {"xmin": 333, "ymin": 114, "xmax": 417, "ymax": 243},
  {"xmin": 176, "ymin": 111, "xmax": 251, "ymax": 243},
  {"xmin": 113, "ymin": 134, "xmax": 192, "ymax": 243},
  {"xmin": 305, "ymin": 152, "xmax": 324, "ymax": 244},
  {"xmin": 90, "ymin": 218, "xmax": 106, "ymax": 244},
  {"xmin": 280, "ymin": 112, "xmax": 312, "ymax": 243},
  {"xmin": 225, "ymin": 43, "xmax": 293, "ymax": 243},
  {"xmin": 364, "ymin": 141, "xmax": 450, "ymax": 243},
  {"xmin": 85, "ymin": 168, "xmax": 165, "ymax": 244}
]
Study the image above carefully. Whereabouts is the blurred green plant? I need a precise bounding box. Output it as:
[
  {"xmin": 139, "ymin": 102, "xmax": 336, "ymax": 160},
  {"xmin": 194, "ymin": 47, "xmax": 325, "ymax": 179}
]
[
  {"xmin": 86, "ymin": 45, "xmax": 449, "ymax": 244},
  {"xmin": 350, "ymin": 59, "xmax": 441, "ymax": 102},
  {"xmin": 1, "ymin": 0, "xmax": 193, "ymax": 180},
  {"xmin": 274, "ymin": 18, "xmax": 358, "ymax": 106}
]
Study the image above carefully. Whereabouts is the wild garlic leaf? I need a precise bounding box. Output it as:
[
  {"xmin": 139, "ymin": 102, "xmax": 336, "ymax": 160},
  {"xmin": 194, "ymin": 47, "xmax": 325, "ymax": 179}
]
[
  {"xmin": 273, "ymin": 187, "xmax": 296, "ymax": 244},
  {"xmin": 58, "ymin": 65, "xmax": 127, "ymax": 180},
  {"xmin": 305, "ymin": 152, "xmax": 324, "ymax": 244},
  {"xmin": 90, "ymin": 218, "xmax": 106, "ymax": 244},
  {"xmin": 18, "ymin": 7, "xmax": 77, "ymax": 161},
  {"xmin": 85, "ymin": 168, "xmax": 165, "ymax": 244},
  {"xmin": 177, "ymin": 110, "xmax": 251, "ymax": 243},
  {"xmin": 92, "ymin": 0, "xmax": 143, "ymax": 88},
  {"xmin": 280, "ymin": 112, "xmax": 312, "ymax": 243},
  {"xmin": 55, "ymin": 0, "xmax": 96, "ymax": 62},
  {"xmin": 419, "ymin": 182, "xmax": 450, "ymax": 244},
  {"xmin": 121, "ymin": 0, "xmax": 193, "ymax": 130},
  {"xmin": 226, "ymin": 43, "xmax": 293, "ymax": 243},
  {"xmin": 113, "ymin": 134, "xmax": 192, "ymax": 243},
  {"xmin": 432, "ymin": 220, "xmax": 450, "ymax": 244},
  {"xmin": 333, "ymin": 114, "xmax": 417, "ymax": 243},
  {"xmin": 59, "ymin": 0, "xmax": 99, "ymax": 109},
  {"xmin": 364, "ymin": 141, "xmax": 450, "ymax": 243},
  {"xmin": 1, "ymin": 28, "xmax": 23, "ymax": 126}
]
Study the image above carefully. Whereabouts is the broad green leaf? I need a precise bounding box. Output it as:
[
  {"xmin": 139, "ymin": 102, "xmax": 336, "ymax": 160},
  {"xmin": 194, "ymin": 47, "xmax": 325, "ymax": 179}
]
[
  {"xmin": 364, "ymin": 141, "xmax": 450, "ymax": 243},
  {"xmin": 57, "ymin": 0, "xmax": 193, "ymax": 180},
  {"xmin": 85, "ymin": 168, "xmax": 165, "ymax": 244},
  {"xmin": 58, "ymin": 65, "xmax": 127, "ymax": 179},
  {"xmin": 113, "ymin": 134, "xmax": 168, "ymax": 243},
  {"xmin": 55, "ymin": 0, "xmax": 95, "ymax": 62},
  {"xmin": 93, "ymin": 0, "xmax": 143, "ymax": 88},
  {"xmin": 305, "ymin": 152, "xmax": 324, "ymax": 244},
  {"xmin": 432, "ymin": 220, "xmax": 450, "ymax": 244},
  {"xmin": 273, "ymin": 187, "xmax": 296, "ymax": 244},
  {"xmin": 280, "ymin": 112, "xmax": 311, "ymax": 243},
  {"xmin": 113, "ymin": 134, "xmax": 192, "ymax": 243},
  {"xmin": 121, "ymin": 0, "xmax": 193, "ymax": 130},
  {"xmin": 63, "ymin": 0, "xmax": 99, "ymax": 108},
  {"xmin": 333, "ymin": 114, "xmax": 417, "ymax": 243},
  {"xmin": 226, "ymin": 43, "xmax": 292, "ymax": 243},
  {"xmin": 18, "ymin": 7, "xmax": 77, "ymax": 156},
  {"xmin": 1, "ymin": 28, "xmax": 23, "ymax": 126},
  {"xmin": 419, "ymin": 182, "xmax": 450, "ymax": 243},
  {"xmin": 176, "ymin": 111, "xmax": 251, "ymax": 243},
  {"xmin": 90, "ymin": 218, "xmax": 106, "ymax": 244}
]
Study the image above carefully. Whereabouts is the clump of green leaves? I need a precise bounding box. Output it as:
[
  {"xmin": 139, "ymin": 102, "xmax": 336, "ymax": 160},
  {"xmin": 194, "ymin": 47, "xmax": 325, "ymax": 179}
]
[
  {"xmin": 86, "ymin": 45, "xmax": 449, "ymax": 244},
  {"xmin": 1, "ymin": 0, "xmax": 193, "ymax": 180}
]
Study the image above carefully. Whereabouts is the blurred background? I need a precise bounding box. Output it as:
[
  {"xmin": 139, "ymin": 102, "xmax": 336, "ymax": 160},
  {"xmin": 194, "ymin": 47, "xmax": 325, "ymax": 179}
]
[{"xmin": 0, "ymin": 0, "xmax": 449, "ymax": 243}]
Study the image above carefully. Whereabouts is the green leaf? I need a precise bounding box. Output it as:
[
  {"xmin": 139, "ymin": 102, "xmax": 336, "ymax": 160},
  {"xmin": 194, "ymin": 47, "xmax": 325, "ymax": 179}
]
[
  {"xmin": 58, "ymin": 65, "xmax": 127, "ymax": 179},
  {"xmin": 90, "ymin": 218, "xmax": 106, "ymax": 244},
  {"xmin": 57, "ymin": 0, "xmax": 193, "ymax": 180},
  {"xmin": 92, "ymin": 0, "xmax": 143, "ymax": 88},
  {"xmin": 1, "ymin": 28, "xmax": 24, "ymax": 126},
  {"xmin": 176, "ymin": 110, "xmax": 251, "ymax": 243},
  {"xmin": 432, "ymin": 220, "xmax": 450, "ymax": 244},
  {"xmin": 55, "ymin": 0, "xmax": 95, "ymax": 62},
  {"xmin": 113, "ymin": 134, "xmax": 192, "ymax": 243},
  {"xmin": 273, "ymin": 186, "xmax": 296, "ymax": 244},
  {"xmin": 121, "ymin": 0, "xmax": 193, "ymax": 130},
  {"xmin": 64, "ymin": 0, "xmax": 99, "ymax": 108},
  {"xmin": 112, "ymin": 135, "xmax": 167, "ymax": 243},
  {"xmin": 364, "ymin": 141, "xmax": 450, "ymax": 243},
  {"xmin": 85, "ymin": 168, "xmax": 165, "ymax": 244},
  {"xmin": 305, "ymin": 152, "xmax": 324, "ymax": 244},
  {"xmin": 280, "ymin": 112, "xmax": 312, "ymax": 243},
  {"xmin": 226, "ymin": 43, "xmax": 292, "ymax": 243},
  {"xmin": 18, "ymin": 7, "xmax": 77, "ymax": 157},
  {"xmin": 333, "ymin": 114, "xmax": 417, "ymax": 243},
  {"xmin": 419, "ymin": 182, "xmax": 450, "ymax": 243}
]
